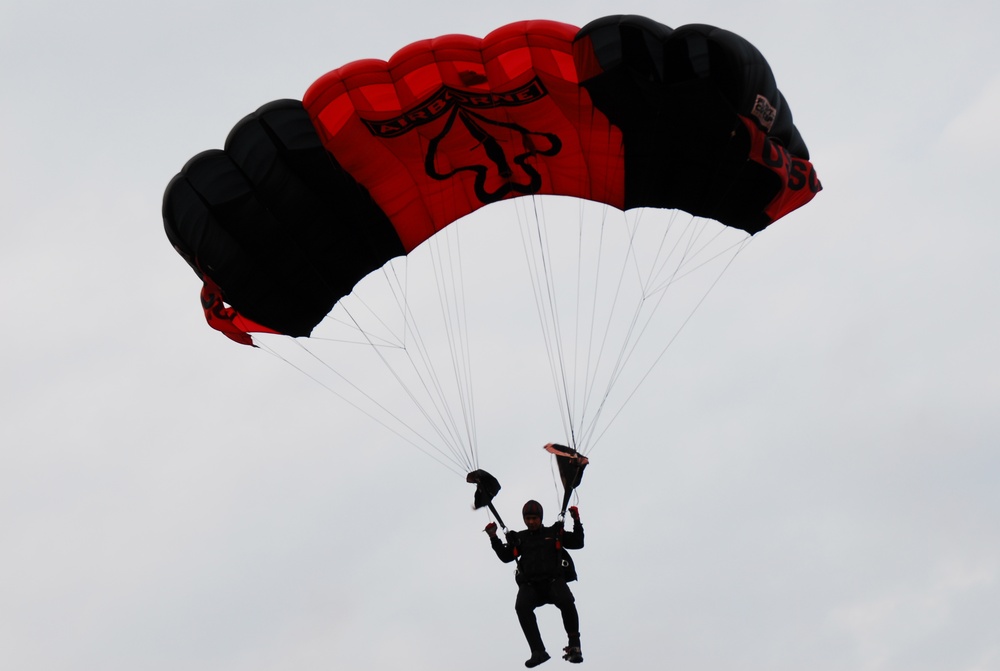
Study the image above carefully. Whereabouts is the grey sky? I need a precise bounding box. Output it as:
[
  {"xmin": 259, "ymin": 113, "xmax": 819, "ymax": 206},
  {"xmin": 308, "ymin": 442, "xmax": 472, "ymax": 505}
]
[{"xmin": 2, "ymin": 1, "xmax": 998, "ymax": 670}]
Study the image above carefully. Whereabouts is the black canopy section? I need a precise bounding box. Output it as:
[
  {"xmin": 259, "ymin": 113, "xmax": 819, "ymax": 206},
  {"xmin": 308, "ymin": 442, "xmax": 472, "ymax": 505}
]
[
  {"xmin": 576, "ymin": 15, "xmax": 811, "ymax": 234},
  {"xmin": 162, "ymin": 99, "xmax": 405, "ymax": 336}
]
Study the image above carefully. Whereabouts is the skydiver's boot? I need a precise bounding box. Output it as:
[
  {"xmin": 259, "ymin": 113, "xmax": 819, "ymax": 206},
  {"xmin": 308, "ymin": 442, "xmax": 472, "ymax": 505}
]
[
  {"xmin": 562, "ymin": 634, "xmax": 583, "ymax": 663},
  {"xmin": 525, "ymin": 650, "xmax": 551, "ymax": 668}
]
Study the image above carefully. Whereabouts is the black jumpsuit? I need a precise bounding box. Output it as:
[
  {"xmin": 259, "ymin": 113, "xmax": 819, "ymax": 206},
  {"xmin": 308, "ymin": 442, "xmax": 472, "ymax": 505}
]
[{"xmin": 490, "ymin": 521, "xmax": 584, "ymax": 653}]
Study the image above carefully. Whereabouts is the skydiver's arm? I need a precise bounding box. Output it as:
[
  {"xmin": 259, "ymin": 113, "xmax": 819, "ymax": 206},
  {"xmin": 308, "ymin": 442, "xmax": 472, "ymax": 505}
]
[
  {"xmin": 490, "ymin": 534, "xmax": 516, "ymax": 563},
  {"xmin": 562, "ymin": 514, "xmax": 584, "ymax": 550}
]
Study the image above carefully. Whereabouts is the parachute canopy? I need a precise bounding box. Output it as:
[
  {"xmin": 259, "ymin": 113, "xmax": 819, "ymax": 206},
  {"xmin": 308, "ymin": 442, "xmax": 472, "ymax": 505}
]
[{"xmin": 163, "ymin": 15, "xmax": 820, "ymax": 345}]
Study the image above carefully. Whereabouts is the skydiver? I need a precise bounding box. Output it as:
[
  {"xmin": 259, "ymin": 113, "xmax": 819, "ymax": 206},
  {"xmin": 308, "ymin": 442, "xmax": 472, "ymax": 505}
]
[{"xmin": 484, "ymin": 500, "xmax": 584, "ymax": 667}]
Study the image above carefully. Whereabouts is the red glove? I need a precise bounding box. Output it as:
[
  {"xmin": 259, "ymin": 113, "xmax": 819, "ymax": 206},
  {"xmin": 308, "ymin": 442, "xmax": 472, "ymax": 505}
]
[
  {"xmin": 484, "ymin": 522, "xmax": 498, "ymax": 537},
  {"xmin": 568, "ymin": 506, "xmax": 580, "ymax": 522}
]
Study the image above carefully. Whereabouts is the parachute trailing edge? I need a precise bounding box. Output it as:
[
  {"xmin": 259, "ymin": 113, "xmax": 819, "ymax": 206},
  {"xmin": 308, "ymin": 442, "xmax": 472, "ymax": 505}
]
[{"xmin": 163, "ymin": 15, "xmax": 820, "ymax": 344}]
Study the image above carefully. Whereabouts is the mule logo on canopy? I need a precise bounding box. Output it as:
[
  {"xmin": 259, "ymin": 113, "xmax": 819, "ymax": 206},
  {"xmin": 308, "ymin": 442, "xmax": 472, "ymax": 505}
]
[{"xmin": 362, "ymin": 78, "xmax": 562, "ymax": 204}]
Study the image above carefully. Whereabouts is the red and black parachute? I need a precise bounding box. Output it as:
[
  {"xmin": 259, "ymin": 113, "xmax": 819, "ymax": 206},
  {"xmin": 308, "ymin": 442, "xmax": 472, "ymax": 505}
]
[{"xmin": 163, "ymin": 15, "xmax": 820, "ymax": 345}]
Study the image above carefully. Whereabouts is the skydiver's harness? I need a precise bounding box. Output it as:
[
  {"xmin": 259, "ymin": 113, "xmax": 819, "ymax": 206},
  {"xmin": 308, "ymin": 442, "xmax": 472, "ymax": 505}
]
[{"xmin": 509, "ymin": 522, "xmax": 578, "ymax": 584}]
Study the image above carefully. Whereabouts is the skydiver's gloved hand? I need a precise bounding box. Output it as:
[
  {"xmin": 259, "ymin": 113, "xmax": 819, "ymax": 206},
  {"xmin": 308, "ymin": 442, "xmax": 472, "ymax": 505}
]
[
  {"xmin": 505, "ymin": 529, "xmax": 520, "ymax": 547},
  {"xmin": 484, "ymin": 522, "xmax": 498, "ymax": 538},
  {"xmin": 569, "ymin": 506, "xmax": 581, "ymax": 523}
]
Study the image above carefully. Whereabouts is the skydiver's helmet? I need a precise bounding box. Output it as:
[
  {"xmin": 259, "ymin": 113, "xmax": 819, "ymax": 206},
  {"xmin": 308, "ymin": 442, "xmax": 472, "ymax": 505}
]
[{"xmin": 522, "ymin": 500, "xmax": 543, "ymax": 519}]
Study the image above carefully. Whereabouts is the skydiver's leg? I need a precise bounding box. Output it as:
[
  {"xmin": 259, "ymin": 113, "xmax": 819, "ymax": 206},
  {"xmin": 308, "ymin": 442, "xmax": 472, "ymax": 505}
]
[
  {"xmin": 515, "ymin": 584, "xmax": 545, "ymax": 652},
  {"xmin": 549, "ymin": 581, "xmax": 580, "ymax": 647}
]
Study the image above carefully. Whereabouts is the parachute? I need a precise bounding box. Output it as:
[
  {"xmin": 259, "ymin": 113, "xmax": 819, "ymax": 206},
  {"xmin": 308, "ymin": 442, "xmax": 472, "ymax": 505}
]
[
  {"xmin": 162, "ymin": 15, "xmax": 820, "ymax": 475},
  {"xmin": 163, "ymin": 15, "xmax": 818, "ymax": 344}
]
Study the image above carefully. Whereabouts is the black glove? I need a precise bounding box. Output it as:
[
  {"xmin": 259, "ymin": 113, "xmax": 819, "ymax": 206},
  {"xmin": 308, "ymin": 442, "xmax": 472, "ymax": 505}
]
[
  {"xmin": 505, "ymin": 529, "xmax": 520, "ymax": 546},
  {"xmin": 484, "ymin": 522, "xmax": 498, "ymax": 537}
]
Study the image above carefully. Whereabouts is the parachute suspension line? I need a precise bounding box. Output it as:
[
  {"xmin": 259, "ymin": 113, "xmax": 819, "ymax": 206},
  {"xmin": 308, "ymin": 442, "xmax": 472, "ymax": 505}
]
[
  {"xmin": 570, "ymin": 200, "xmax": 585, "ymax": 444},
  {"xmin": 574, "ymin": 211, "xmax": 698, "ymax": 449},
  {"xmin": 580, "ymin": 211, "xmax": 712, "ymax": 443},
  {"xmin": 580, "ymin": 218, "xmax": 749, "ymax": 451},
  {"xmin": 321, "ymin": 224, "xmax": 482, "ymax": 473},
  {"xmin": 515, "ymin": 195, "xmax": 570, "ymax": 446},
  {"xmin": 528, "ymin": 203, "xmax": 670, "ymax": 454},
  {"xmin": 516, "ymin": 196, "xmax": 666, "ymax": 456},
  {"xmin": 514, "ymin": 194, "xmax": 752, "ymax": 455},
  {"xmin": 616, "ymin": 220, "xmax": 748, "ymax": 382},
  {"xmin": 644, "ymin": 213, "xmax": 718, "ymax": 295},
  {"xmin": 575, "ymin": 201, "xmax": 611, "ymax": 452},
  {"xmin": 336, "ymin": 295, "xmax": 477, "ymax": 473},
  {"xmin": 587, "ymin": 233, "xmax": 754, "ymax": 450},
  {"xmin": 574, "ymin": 206, "xmax": 661, "ymax": 452},
  {"xmin": 390, "ymin": 295, "xmax": 474, "ymax": 470},
  {"xmin": 395, "ymin": 264, "xmax": 482, "ymax": 473},
  {"xmin": 648, "ymin": 229, "xmax": 749, "ymax": 294},
  {"xmin": 516, "ymin": 194, "xmax": 578, "ymax": 451},
  {"xmin": 314, "ymin": 273, "xmax": 406, "ymax": 348},
  {"xmin": 570, "ymin": 200, "xmax": 616, "ymax": 445},
  {"xmin": 424, "ymin": 225, "xmax": 480, "ymax": 469},
  {"xmin": 566, "ymin": 200, "xmax": 640, "ymax": 455},
  {"xmin": 251, "ymin": 336, "xmax": 467, "ymax": 477}
]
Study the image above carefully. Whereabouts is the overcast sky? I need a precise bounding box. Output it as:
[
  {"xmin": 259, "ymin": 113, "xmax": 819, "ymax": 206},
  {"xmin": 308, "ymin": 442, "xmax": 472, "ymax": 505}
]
[{"xmin": 2, "ymin": 1, "xmax": 998, "ymax": 670}]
